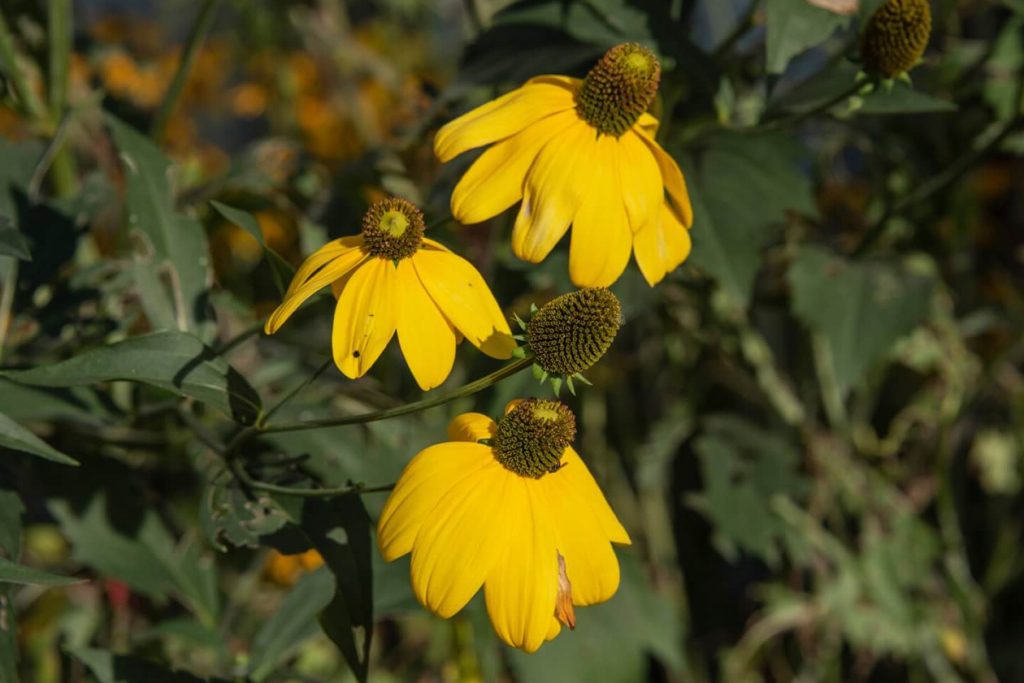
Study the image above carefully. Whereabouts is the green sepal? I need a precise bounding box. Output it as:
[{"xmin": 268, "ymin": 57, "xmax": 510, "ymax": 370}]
[
  {"xmin": 511, "ymin": 346, "xmax": 528, "ymax": 359},
  {"xmin": 550, "ymin": 377, "xmax": 563, "ymax": 396}
]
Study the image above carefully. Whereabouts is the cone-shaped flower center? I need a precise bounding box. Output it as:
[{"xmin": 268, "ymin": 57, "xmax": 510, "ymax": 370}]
[
  {"xmin": 362, "ymin": 197, "xmax": 424, "ymax": 260},
  {"xmin": 861, "ymin": 0, "xmax": 931, "ymax": 78},
  {"xmin": 527, "ymin": 288, "xmax": 622, "ymax": 376},
  {"xmin": 493, "ymin": 400, "xmax": 577, "ymax": 478},
  {"xmin": 576, "ymin": 43, "xmax": 660, "ymax": 137}
]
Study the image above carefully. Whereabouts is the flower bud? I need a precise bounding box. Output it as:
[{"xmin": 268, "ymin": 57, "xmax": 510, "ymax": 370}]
[{"xmin": 861, "ymin": 0, "xmax": 931, "ymax": 79}]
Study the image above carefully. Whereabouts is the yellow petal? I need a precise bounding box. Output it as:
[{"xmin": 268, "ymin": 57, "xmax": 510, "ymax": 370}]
[
  {"xmin": 265, "ymin": 242, "xmax": 367, "ymax": 334},
  {"xmin": 331, "ymin": 258, "xmax": 398, "ymax": 379},
  {"xmin": 568, "ymin": 136, "xmax": 632, "ymax": 287},
  {"xmin": 412, "ymin": 250, "xmax": 516, "ymax": 359},
  {"xmin": 511, "ymin": 119, "xmax": 598, "ymax": 263},
  {"xmin": 617, "ymin": 132, "xmax": 663, "ymax": 234},
  {"xmin": 633, "ymin": 202, "xmax": 693, "ymax": 286},
  {"xmin": 434, "ymin": 76, "xmax": 576, "ymax": 162},
  {"xmin": 540, "ymin": 472, "xmax": 621, "ymax": 606},
  {"xmin": 451, "ymin": 110, "xmax": 576, "ymax": 225},
  {"xmin": 447, "ymin": 413, "xmax": 497, "ymax": 442},
  {"xmin": 284, "ymin": 236, "xmax": 363, "ymax": 298},
  {"xmin": 636, "ymin": 130, "xmax": 694, "ymax": 228},
  {"xmin": 560, "ymin": 448, "xmax": 631, "ymax": 545},
  {"xmin": 378, "ymin": 442, "xmax": 494, "ymax": 561},
  {"xmin": 636, "ymin": 112, "xmax": 659, "ymax": 137},
  {"xmin": 396, "ymin": 260, "xmax": 457, "ymax": 390},
  {"xmin": 484, "ymin": 483, "xmax": 559, "ymax": 653},
  {"xmin": 411, "ymin": 461, "xmax": 513, "ymax": 617},
  {"xmin": 421, "ymin": 237, "xmax": 453, "ymax": 253}
]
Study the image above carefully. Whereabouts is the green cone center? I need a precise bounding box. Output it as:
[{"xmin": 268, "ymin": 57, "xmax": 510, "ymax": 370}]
[
  {"xmin": 861, "ymin": 0, "xmax": 931, "ymax": 78},
  {"xmin": 575, "ymin": 43, "xmax": 661, "ymax": 137},
  {"xmin": 527, "ymin": 288, "xmax": 622, "ymax": 376},
  {"xmin": 493, "ymin": 400, "xmax": 577, "ymax": 478},
  {"xmin": 362, "ymin": 197, "xmax": 424, "ymax": 260}
]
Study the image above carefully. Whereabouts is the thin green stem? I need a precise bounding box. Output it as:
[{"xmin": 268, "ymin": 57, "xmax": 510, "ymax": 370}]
[
  {"xmin": 214, "ymin": 321, "xmax": 264, "ymax": 355},
  {"xmin": 27, "ymin": 109, "xmax": 74, "ymax": 202},
  {"xmin": 228, "ymin": 457, "xmax": 394, "ymax": 498},
  {"xmin": 47, "ymin": 0, "xmax": 71, "ymax": 117},
  {"xmin": 258, "ymin": 359, "xmax": 332, "ymax": 428},
  {"xmin": 0, "ymin": 10, "xmax": 49, "ymax": 122},
  {"xmin": 260, "ymin": 356, "xmax": 534, "ymax": 434},
  {"xmin": 151, "ymin": 0, "xmax": 222, "ymax": 140},
  {"xmin": 745, "ymin": 79, "xmax": 869, "ymax": 135}
]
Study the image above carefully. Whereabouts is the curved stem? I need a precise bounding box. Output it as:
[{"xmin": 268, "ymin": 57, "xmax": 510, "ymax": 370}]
[
  {"xmin": 260, "ymin": 356, "xmax": 534, "ymax": 435},
  {"xmin": 228, "ymin": 457, "xmax": 394, "ymax": 498},
  {"xmin": 744, "ymin": 79, "xmax": 869, "ymax": 135},
  {"xmin": 258, "ymin": 358, "xmax": 332, "ymax": 428}
]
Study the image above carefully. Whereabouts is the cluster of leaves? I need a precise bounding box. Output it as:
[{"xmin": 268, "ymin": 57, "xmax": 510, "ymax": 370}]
[{"xmin": 1, "ymin": 0, "xmax": 1023, "ymax": 682}]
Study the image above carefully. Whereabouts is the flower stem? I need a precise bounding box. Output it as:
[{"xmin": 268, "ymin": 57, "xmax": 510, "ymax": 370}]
[
  {"xmin": 258, "ymin": 359, "xmax": 333, "ymax": 428},
  {"xmin": 260, "ymin": 355, "xmax": 534, "ymax": 435},
  {"xmin": 151, "ymin": 0, "xmax": 222, "ymax": 140},
  {"xmin": 228, "ymin": 456, "xmax": 395, "ymax": 499},
  {"xmin": 0, "ymin": 11, "xmax": 50, "ymax": 122}
]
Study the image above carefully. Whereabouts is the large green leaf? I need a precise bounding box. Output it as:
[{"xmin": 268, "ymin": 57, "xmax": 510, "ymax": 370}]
[
  {"xmin": 688, "ymin": 416, "xmax": 807, "ymax": 566},
  {"xmin": 765, "ymin": 0, "xmax": 852, "ymax": 74},
  {"xmin": 788, "ymin": 246, "xmax": 936, "ymax": 391},
  {"xmin": 247, "ymin": 568, "xmax": 335, "ymax": 681},
  {"xmin": 74, "ymin": 648, "xmax": 223, "ymax": 683},
  {"xmin": 107, "ymin": 116, "xmax": 212, "ymax": 335},
  {"xmin": 0, "ymin": 555, "xmax": 82, "ymax": 586},
  {"xmin": 686, "ymin": 133, "xmax": 815, "ymax": 304},
  {"xmin": 2, "ymin": 331, "xmax": 262, "ymax": 424},
  {"xmin": 0, "ymin": 411, "xmax": 78, "ymax": 465},
  {"xmin": 277, "ymin": 495, "xmax": 374, "ymax": 683},
  {"xmin": 0, "ymin": 217, "xmax": 29, "ymax": 260}
]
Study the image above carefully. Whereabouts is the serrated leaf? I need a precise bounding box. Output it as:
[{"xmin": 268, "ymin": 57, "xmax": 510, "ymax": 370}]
[
  {"xmin": 766, "ymin": 0, "xmax": 852, "ymax": 74},
  {"xmin": 209, "ymin": 201, "xmax": 295, "ymax": 296},
  {"xmin": 788, "ymin": 246, "xmax": 936, "ymax": 391},
  {"xmin": 107, "ymin": 116, "xmax": 212, "ymax": 335},
  {"xmin": 201, "ymin": 481, "xmax": 289, "ymax": 551},
  {"xmin": 0, "ymin": 555, "xmax": 83, "ymax": 586},
  {"xmin": 1, "ymin": 331, "xmax": 262, "ymax": 424},
  {"xmin": 686, "ymin": 133, "xmax": 815, "ymax": 304},
  {"xmin": 0, "ymin": 411, "xmax": 78, "ymax": 465}
]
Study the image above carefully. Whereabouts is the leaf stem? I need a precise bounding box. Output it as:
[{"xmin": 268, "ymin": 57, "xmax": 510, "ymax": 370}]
[
  {"xmin": 151, "ymin": 0, "xmax": 222, "ymax": 140},
  {"xmin": 745, "ymin": 79, "xmax": 869, "ymax": 135},
  {"xmin": 258, "ymin": 358, "xmax": 333, "ymax": 428}
]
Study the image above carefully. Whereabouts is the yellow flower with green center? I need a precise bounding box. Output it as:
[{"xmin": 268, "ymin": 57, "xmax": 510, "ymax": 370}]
[
  {"xmin": 435, "ymin": 42, "xmax": 693, "ymax": 288},
  {"xmin": 377, "ymin": 400, "xmax": 630, "ymax": 653},
  {"xmin": 265, "ymin": 197, "xmax": 516, "ymax": 390}
]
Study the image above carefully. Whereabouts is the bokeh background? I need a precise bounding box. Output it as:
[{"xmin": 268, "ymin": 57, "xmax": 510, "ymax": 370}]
[{"xmin": 1, "ymin": 0, "xmax": 1023, "ymax": 681}]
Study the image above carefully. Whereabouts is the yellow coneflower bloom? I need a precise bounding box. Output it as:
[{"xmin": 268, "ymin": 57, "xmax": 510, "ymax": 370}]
[
  {"xmin": 265, "ymin": 197, "xmax": 515, "ymax": 390},
  {"xmin": 377, "ymin": 401, "xmax": 630, "ymax": 653},
  {"xmin": 435, "ymin": 43, "xmax": 693, "ymax": 288}
]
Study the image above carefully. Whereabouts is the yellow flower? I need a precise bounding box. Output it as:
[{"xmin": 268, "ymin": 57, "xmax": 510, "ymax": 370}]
[
  {"xmin": 377, "ymin": 400, "xmax": 630, "ymax": 652},
  {"xmin": 265, "ymin": 197, "xmax": 515, "ymax": 390},
  {"xmin": 435, "ymin": 43, "xmax": 693, "ymax": 288}
]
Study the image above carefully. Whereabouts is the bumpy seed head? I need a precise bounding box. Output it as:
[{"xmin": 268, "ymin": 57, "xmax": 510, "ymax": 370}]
[
  {"xmin": 493, "ymin": 400, "xmax": 577, "ymax": 478},
  {"xmin": 861, "ymin": 0, "xmax": 932, "ymax": 78},
  {"xmin": 361, "ymin": 197, "xmax": 424, "ymax": 260},
  {"xmin": 576, "ymin": 43, "xmax": 660, "ymax": 137},
  {"xmin": 527, "ymin": 288, "xmax": 622, "ymax": 376}
]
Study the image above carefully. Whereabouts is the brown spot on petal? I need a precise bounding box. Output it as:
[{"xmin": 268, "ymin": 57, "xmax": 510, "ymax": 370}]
[{"xmin": 555, "ymin": 552, "xmax": 576, "ymax": 630}]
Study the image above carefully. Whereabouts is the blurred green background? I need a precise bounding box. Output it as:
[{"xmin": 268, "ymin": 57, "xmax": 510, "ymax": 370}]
[{"xmin": 0, "ymin": 0, "xmax": 1022, "ymax": 681}]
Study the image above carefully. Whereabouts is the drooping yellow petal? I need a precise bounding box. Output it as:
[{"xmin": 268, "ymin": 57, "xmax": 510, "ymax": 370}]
[
  {"xmin": 396, "ymin": 260, "xmax": 457, "ymax": 390},
  {"xmin": 331, "ymin": 258, "xmax": 398, "ymax": 379},
  {"xmin": 447, "ymin": 413, "xmax": 497, "ymax": 442},
  {"xmin": 512, "ymin": 119, "xmax": 598, "ymax": 263},
  {"xmin": 377, "ymin": 442, "xmax": 494, "ymax": 561},
  {"xmin": 616, "ymin": 132, "xmax": 663, "ymax": 234},
  {"xmin": 283, "ymin": 236, "xmax": 363, "ymax": 298},
  {"xmin": 410, "ymin": 461, "xmax": 513, "ymax": 618},
  {"xmin": 636, "ymin": 130, "xmax": 694, "ymax": 228},
  {"xmin": 451, "ymin": 110, "xmax": 576, "ymax": 225},
  {"xmin": 539, "ymin": 471, "xmax": 621, "ymax": 606},
  {"xmin": 265, "ymin": 240, "xmax": 367, "ymax": 334},
  {"xmin": 484, "ymin": 483, "xmax": 559, "ymax": 653},
  {"xmin": 421, "ymin": 237, "xmax": 453, "ymax": 253},
  {"xmin": 560, "ymin": 448, "xmax": 631, "ymax": 545},
  {"xmin": 568, "ymin": 135, "xmax": 632, "ymax": 287},
  {"xmin": 635, "ymin": 112, "xmax": 659, "ymax": 137},
  {"xmin": 412, "ymin": 250, "xmax": 516, "ymax": 359},
  {"xmin": 633, "ymin": 202, "xmax": 693, "ymax": 286},
  {"xmin": 434, "ymin": 76, "xmax": 577, "ymax": 162}
]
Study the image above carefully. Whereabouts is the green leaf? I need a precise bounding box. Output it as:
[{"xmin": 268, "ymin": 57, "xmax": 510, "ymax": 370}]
[
  {"xmin": 200, "ymin": 480, "xmax": 290, "ymax": 551},
  {"xmin": 788, "ymin": 246, "xmax": 936, "ymax": 391},
  {"xmin": 248, "ymin": 568, "xmax": 335, "ymax": 681},
  {"xmin": 209, "ymin": 201, "xmax": 295, "ymax": 296},
  {"xmin": 106, "ymin": 116, "xmax": 212, "ymax": 335},
  {"xmin": 686, "ymin": 133, "xmax": 815, "ymax": 304},
  {"xmin": 688, "ymin": 416, "xmax": 807, "ymax": 566},
  {"xmin": 279, "ymin": 495, "xmax": 374, "ymax": 683},
  {"xmin": 73, "ymin": 648, "xmax": 223, "ymax": 683},
  {"xmin": 0, "ymin": 381, "xmax": 108, "ymax": 423},
  {"xmin": 1, "ymin": 331, "xmax": 262, "ymax": 424},
  {"xmin": 0, "ymin": 411, "xmax": 78, "ymax": 465},
  {"xmin": 0, "ymin": 555, "xmax": 82, "ymax": 586},
  {"xmin": 0, "ymin": 218, "xmax": 29, "ymax": 260},
  {"xmin": 859, "ymin": 82, "xmax": 957, "ymax": 114},
  {"xmin": 0, "ymin": 488, "xmax": 24, "ymax": 683},
  {"xmin": 765, "ymin": 0, "xmax": 851, "ymax": 74}
]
